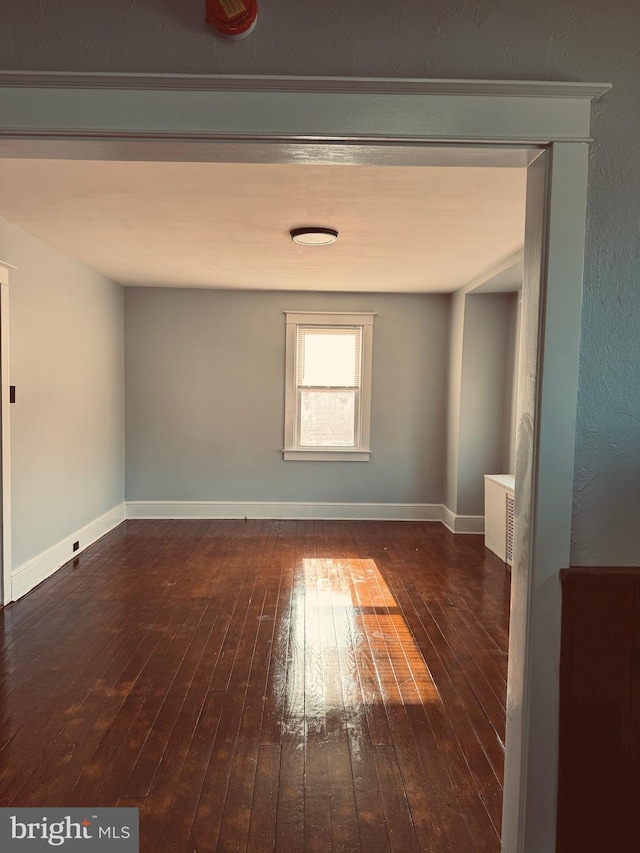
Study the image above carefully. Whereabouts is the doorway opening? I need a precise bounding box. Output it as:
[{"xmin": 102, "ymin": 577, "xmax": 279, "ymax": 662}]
[{"xmin": 0, "ymin": 73, "xmax": 606, "ymax": 852}]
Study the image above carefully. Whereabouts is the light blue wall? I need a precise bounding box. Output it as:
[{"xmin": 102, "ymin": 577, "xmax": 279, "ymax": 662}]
[
  {"xmin": 457, "ymin": 293, "xmax": 514, "ymax": 515},
  {"xmin": 1, "ymin": 0, "xmax": 638, "ymax": 563},
  {"xmin": 445, "ymin": 289, "xmax": 519, "ymax": 517},
  {"xmin": 0, "ymin": 220, "xmax": 125, "ymax": 569},
  {"xmin": 124, "ymin": 288, "xmax": 448, "ymax": 505}
]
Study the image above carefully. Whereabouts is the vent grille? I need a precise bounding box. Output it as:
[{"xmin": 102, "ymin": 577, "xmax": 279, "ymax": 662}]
[{"xmin": 505, "ymin": 493, "xmax": 515, "ymax": 566}]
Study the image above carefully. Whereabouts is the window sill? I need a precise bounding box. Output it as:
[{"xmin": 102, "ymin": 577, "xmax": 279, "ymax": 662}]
[{"xmin": 283, "ymin": 449, "xmax": 371, "ymax": 462}]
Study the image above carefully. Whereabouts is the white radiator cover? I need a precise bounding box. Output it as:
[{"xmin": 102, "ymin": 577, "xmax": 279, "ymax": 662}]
[{"xmin": 484, "ymin": 474, "xmax": 515, "ymax": 566}]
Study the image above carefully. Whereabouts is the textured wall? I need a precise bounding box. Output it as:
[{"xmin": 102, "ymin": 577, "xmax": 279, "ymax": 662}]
[
  {"xmin": 124, "ymin": 288, "xmax": 448, "ymax": 505},
  {"xmin": 1, "ymin": 0, "xmax": 639, "ymax": 563},
  {"xmin": 0, "ymin": 220, "xmax": 124, "ymax": 569}
]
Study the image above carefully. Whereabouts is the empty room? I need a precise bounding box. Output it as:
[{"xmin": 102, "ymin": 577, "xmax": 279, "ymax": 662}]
[{"xmin": 0, "ymin": 144, "xmax": 527, "ymax": 852}]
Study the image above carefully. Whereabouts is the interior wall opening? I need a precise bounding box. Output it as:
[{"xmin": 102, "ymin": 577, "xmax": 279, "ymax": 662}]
[{"xmin": 0, "ymin": 138, "xmax": 546, "ymax": 852}]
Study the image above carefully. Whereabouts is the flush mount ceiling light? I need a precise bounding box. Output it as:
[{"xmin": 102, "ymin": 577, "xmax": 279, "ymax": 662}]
[{"xmin": 290, "ymin": 227, "xmax": 339, "ymax": 246}]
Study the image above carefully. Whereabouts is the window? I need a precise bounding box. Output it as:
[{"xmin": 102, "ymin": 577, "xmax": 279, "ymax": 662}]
[{"xmin": 283, "ymin": 311, "xmax": 375, "ymax": 461}]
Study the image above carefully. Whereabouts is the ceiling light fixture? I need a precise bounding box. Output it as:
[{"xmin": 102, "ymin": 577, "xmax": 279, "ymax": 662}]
[{"xmin": 290, "ymin": 227, "xmax": 339, "ymax": 246}]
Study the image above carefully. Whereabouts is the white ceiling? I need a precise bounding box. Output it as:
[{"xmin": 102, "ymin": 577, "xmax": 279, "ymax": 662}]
[{"xmin": 0, "ymin": 159, "xmax": 526, "ymax": 293}]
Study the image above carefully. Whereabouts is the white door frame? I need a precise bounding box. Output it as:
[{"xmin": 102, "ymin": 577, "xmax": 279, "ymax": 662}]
[
  {"xmin": 0, "ymin": 263, "xmax": 11, "ymax": 606},
  {"xmin": 0, "ymin": 73, "xmax": 610, "ymax": 852}
]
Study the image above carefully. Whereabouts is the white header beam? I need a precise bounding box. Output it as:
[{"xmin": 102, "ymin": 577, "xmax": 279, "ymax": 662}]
[{"xmin": 0, "ymin": 73, "xmax": 610, "ymax": 145}]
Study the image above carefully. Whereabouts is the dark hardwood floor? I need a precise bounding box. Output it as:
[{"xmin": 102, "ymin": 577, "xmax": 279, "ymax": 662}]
[{"xmin": 0, "ymin": 519, "xmax": 511, "ymax": 852}]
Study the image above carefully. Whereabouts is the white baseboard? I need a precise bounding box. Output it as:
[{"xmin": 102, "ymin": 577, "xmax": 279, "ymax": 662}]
[
  {"xmin": 126, "ymin": 500, "xmax": 443, "ymax": 522},
  {"xmin": 126, "ymin": 501, "xmax": 486, "ymax": 533},
  {"xmin": 441, "ymin": 505, "xmax": 485, "ymax": 534},
  {"xmin": 11, "ymin": 502, "xmax": 126, "ymax": 601}
]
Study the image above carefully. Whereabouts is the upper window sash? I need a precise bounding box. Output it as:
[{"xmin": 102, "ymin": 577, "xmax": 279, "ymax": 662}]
[{"xmin": 296, "ymin": 325, "xmax": 362, "ymax": 389}]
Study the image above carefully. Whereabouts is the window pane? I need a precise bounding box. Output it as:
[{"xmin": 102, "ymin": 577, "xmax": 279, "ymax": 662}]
[
  {"xmin": 299, "ymin": 389, "xmax": 356, "ymax": 446},
  {"xmin": 300, "ymin": 330, "xmax": 359, "ymax": 387}
]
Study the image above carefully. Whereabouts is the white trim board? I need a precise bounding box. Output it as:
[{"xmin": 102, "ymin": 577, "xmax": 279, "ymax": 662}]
[
  {"xmin": 441, "ymin": 506, "xmax": 486, "ymax": 534},
  {"xmin": 0, "ymin": 72, "xmax": 611, "ymax": 99},
  {"xmin": 10, "ymin": 503, "xmax": 126, "ymax": 602},
  {"xmin": 126, "ymin": 501, "xmax": 484, "ymax": 529},
  {"xmin": 0, "ymin": 271, "xmax": 11, "ymax": 605},
  {"xmin": 0, "ymin": 73, "xmax": 609, "ymax": 145},
  {"xmin": 126, "ymin": 501, "xmax": 442, "ymax": 521}
]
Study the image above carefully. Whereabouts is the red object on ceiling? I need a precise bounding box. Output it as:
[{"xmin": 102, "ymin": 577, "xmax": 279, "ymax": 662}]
[{"xmin": 206, "ymin": 0, "xmax": 258, "ymax": 38}]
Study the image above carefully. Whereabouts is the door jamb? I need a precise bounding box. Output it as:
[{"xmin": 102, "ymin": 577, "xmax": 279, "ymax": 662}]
[{"xmin": 0, "ymin": 263, "xmax": 11, "ymax": 606}]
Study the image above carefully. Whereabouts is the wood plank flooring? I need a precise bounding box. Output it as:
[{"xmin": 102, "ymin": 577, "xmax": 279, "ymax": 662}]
[{"xmin": 0, "ymin": 519, "xmax": 511, "ymax": 852}]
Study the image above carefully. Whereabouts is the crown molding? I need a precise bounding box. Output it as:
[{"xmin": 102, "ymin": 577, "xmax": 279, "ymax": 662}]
[{"xmin": 0, "ymin": 71, "xmax": 612, "ymax": 100}]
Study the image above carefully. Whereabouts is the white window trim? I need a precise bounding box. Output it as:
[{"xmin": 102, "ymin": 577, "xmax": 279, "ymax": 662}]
[{"xmin": 283, "ymin": 311, "xmax": 375, "ymax": 461}]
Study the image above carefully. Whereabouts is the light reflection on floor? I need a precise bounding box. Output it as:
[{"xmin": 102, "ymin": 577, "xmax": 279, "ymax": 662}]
[{"xmin": 281, "ymin": 558, "xmax": 440, "ymax": 729}]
